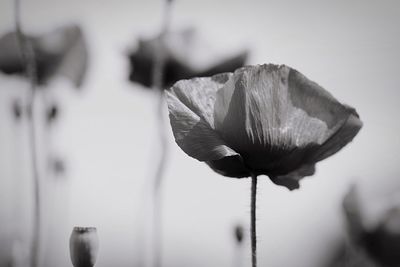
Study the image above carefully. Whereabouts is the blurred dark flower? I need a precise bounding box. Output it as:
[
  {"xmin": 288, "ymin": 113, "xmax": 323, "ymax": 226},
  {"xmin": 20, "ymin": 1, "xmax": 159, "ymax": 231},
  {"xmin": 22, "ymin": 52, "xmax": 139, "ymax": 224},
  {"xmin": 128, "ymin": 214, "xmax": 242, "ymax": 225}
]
[
  {"xmin": 166, "ymin": 64, "xmax": 362, "ymax": 190},
  {"xmin": 342, "ymin": 186, "xmax": 400, "ymax": 267},
  {"xmin": 46, "ymin": 103, "xmax": 59, "ymax": 124},
  {"xmin": 128, "ymin": 28, "xmax": 248, "ymax": 88},
  {"xmin": 0, "ymin": 24, "xmax": 88, "ymax": 87},
  {"xmin": 234, "ymin": 224, "xmax": 244, "ymax": 244},
  {"xmin": 70, "ymin": 227, "xmax": 99, "ymax": 267},
  {"xmin": 48, "ymin": 156, "xmax": 66, "ymax": 176},
  {"xmin": 11, "ymin": 98, "xmax": 32, "ymax": 120},
  {"xmin": 11, "ymin": 98, "xmax": 22, "ymax": 120},
  {"xmin": 326, "ymin": 240, "xmax": 377, "ymax": 267}
]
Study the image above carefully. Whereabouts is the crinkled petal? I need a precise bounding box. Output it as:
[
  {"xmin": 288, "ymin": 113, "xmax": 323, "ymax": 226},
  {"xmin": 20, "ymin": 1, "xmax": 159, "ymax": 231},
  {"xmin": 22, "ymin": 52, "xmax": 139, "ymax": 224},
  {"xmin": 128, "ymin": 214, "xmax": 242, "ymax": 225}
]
[
  {"xmin": 166, "ymin": 63, "xmax": 362, "ymax": 189},
  {"xmin": 166, "ymin": 75, "xmax": 239, "ymax": 162},
  {"xmin": 307, "ymin": 111, "xmax": 362, "ymax": 163},
  {"xmin": 213, "ymin": 64, "xmax": 361, "ymax": 181},
  {"xmin": 170, "ymin": 73, "xmax": 231, "ymax": 127}
]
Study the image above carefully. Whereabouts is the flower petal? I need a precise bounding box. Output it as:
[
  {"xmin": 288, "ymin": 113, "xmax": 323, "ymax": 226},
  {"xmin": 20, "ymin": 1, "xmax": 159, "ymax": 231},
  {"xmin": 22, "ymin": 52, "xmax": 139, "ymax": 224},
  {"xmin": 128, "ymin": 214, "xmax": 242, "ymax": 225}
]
[
  {"xmin": 368, "ymin": 207, "xmax": 400, "ymax": 266},
  {"xmin": 269, "ymin": 164, "xmax": 315, "ymax": 190},
  {"xmin": 343, "ymin": 185, "xmax": 365, "ymax": 244},
  {"xmin": 170, "ymin": 73, "xmax": 231, "ymax": 128},
  {"xmin": 52, "ymin": 25, "xmax": 88, "ymax": 88},
  {"xmin": 0, "ymin": 32, "xmax": 25, "ymax": 75},
  {"xmin": 128, "ymin": 28, "xmax": 248, "ymax": 88},
  {"xmin": 0, "ymin": 25, "xmax": 88, "ymax": 87},
  {"xmin": 37, "ymin": 25, "xmax": 88, "ymax": 87},
  {"xmin": 213, "ymin": 64, "xmax": 361, "ymax": 177},
  {"xmin": 206, "ymin": 155, "xmax": 250, "ymax": 178},
  {"xmin": 197, "ymin": 51, "xmax": 248, "ymax": 79},
  {"xmin": 166, "ymin": 63, "xmax": 362, "ymax": 188},
  {"xmin": 166, "ymin": 74, "xmax": 241, "ymax": 162},
  {"xmin": 306, "ymin": 110, "xmax": 363, "ymax": 163}
]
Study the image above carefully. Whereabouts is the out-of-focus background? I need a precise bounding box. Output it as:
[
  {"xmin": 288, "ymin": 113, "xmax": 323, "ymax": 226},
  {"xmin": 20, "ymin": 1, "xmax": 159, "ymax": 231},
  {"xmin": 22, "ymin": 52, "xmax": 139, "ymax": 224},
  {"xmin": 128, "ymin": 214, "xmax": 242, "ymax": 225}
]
[{"xmin": 1, "ymin": 0, "xmax": 400, "ymax": 266}]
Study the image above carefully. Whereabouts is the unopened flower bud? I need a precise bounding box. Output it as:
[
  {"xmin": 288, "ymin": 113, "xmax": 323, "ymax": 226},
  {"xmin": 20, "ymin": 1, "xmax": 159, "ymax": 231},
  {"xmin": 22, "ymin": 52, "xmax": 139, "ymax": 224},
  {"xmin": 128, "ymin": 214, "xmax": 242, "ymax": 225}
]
[{"xmin": 69, "ymin": 227, "xmax": 99, "ymax": 267}]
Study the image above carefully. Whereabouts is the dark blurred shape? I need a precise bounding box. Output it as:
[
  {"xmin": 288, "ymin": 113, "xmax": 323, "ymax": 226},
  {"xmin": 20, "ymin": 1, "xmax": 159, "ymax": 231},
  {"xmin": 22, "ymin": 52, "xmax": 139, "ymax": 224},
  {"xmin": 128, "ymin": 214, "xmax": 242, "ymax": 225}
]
[
  {"xmin": 70, "ymin": 227, "xmax": 99, "ymax": 267},
  {"xmin": 11, "ymin": 98, "xmax": 32, "ymax": 120},
  {"xmin": 128, "ymin": 28, "xmax": 248, "ymax": 88},
  {"xmin": 46, "ymin": 104, "xmax": 59, "ymax": 124},
  {"xmin": 11, "ymin": 98, "xmax": 22, "ymax": 120},
  {"xmin": 327, "ymin": 186, "xmax": 400, "ymax": 267},
  {"xmin": 234, "ymin": 224, "xmax": 244, "ymax": 244},
  {"xmin": 364, "ymin": 207, "xmax": 400, "ymax": 267},
  {"xmin": 0, "ymin": 24, "xmax": 88, "ymax": 87},
  {"xmin": 326, "ymin": 240, "xmax": 377, "ymax": 267},
  {"xmin": 343, "ymin": 185, "xmax": 364, "ymax": 244},
  {"xmin": 49, "ymin": 156, "xmax": 66, "ymax": 176}
]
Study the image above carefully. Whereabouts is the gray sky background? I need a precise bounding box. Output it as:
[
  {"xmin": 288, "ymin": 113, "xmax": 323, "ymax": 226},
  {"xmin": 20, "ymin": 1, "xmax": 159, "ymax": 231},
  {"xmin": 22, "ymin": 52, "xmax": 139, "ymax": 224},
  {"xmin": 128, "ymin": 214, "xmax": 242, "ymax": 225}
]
[{"xmin": 1, "ymin": 0, "xmax": 400, "ymax": 266}]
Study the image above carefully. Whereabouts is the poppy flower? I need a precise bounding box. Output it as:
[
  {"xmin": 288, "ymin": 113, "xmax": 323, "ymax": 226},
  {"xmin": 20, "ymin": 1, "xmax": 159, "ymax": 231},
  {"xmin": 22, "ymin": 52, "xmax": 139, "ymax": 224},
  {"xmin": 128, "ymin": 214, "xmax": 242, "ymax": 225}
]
[
  {"xmin": 128, "ymin": 28, "xmax": 248, "ymax": 88},
  {"xmin": 166, "ymin": 64, "xmax": 362, "ymax": 190},
  {"xmin": 0, "ymin": 24, "xmax": 88, "ymax": 87},
  {"xmin": 342, "ymin": 186, "xmax": 400, "ymax": 267}
]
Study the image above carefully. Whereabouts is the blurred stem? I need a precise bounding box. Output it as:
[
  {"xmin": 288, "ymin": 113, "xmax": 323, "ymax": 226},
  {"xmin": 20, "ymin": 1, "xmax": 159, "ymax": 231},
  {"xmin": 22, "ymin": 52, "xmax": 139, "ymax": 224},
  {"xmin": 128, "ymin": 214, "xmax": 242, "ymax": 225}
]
[
  {"xmin": 150, "ymin": 1, "xmax": 173, "ymax": 267},
  {"xmin": 233, "ymin": 242, "xmax": 243, "ymax": 267},
  {"xmin": 251, "ymin": 174, "xmax": 257, "ymax": 267},
  {"xmin": 152, "ymin": 90, "xmax": 168, "ymax": 267},
  {"xmin": 14, "ymin": 1, "xmax": 41, "ymax": 267}
]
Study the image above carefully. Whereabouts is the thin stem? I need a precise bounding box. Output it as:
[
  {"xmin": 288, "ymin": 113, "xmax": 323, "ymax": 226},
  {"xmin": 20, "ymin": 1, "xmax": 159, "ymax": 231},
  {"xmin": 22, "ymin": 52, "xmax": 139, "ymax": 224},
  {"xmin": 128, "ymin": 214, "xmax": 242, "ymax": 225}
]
[
  {"xmin": 251, "ymin": 174, "xmax": 257, "ymax": 267},
  {"xmin": 150, "ymin": 1, "xmax": 173, "ymax": 267},
  {"xmin": 14, "ymin": 1, "xmax": 41, "ymax": 267},
  {"xmin": 233, "ymin": 242, "xmax": 243, "ymax": 267},
  {"xmin": 152, "ymin": 89, "xmax": 168, "ymax": 267},
  {"xmin": 27, "ymin": 88, "xmax": 40, "ymax": 267}
]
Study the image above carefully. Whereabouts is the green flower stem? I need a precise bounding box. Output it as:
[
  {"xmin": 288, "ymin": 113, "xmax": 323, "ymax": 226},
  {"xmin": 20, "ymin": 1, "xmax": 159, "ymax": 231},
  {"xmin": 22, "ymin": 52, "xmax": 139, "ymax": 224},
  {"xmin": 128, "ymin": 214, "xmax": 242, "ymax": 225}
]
[
  {"xmin": 14, "ymin": 1, "xmax": 41, "ymax": 267},
  {"xmin": 251, "ymin": 174, "xmax": 258, "ymax": 267}
]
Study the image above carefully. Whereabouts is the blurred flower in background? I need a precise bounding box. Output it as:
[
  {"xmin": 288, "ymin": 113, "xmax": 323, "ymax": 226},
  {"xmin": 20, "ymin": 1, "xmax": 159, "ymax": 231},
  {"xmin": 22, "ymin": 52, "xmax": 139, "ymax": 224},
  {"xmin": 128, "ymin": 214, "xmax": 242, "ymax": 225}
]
[
  {"xmin": 0, "ymin": 24, "xmax": 88, "ymax": 87},
  {"xmin": 0, "ymin": 21, "xmax": 89, "ymax": 267},
  {"xmin": 326, "ymin": 185, "xmax": 400, "ymax": 267},
  {"xmin": 126, "ymin": 13, "xmax": 249, "ymax": 266},
  {"xmin": 128, "ymin": 27, "xmax": 248, "ymax": 88}
]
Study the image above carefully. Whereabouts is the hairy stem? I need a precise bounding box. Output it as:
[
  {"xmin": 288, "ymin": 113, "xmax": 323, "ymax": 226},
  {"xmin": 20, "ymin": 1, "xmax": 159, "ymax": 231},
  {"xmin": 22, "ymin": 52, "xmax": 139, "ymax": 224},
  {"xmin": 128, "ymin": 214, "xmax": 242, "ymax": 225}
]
[
  {"xmin": 251, "ymin": 174, "xmax": 257, "ymax": 267},
  {"xmin": 14, "ymin": 1, "xmax": 41, "ymax": 267}
]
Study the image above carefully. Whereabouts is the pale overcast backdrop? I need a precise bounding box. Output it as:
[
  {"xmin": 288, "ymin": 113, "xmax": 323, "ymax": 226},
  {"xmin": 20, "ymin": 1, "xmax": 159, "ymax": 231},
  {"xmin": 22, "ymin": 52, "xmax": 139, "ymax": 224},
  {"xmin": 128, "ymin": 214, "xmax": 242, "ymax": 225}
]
[{"xmin": 1, "ymin": 0, "xmax": 400, "ymax": 267}]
